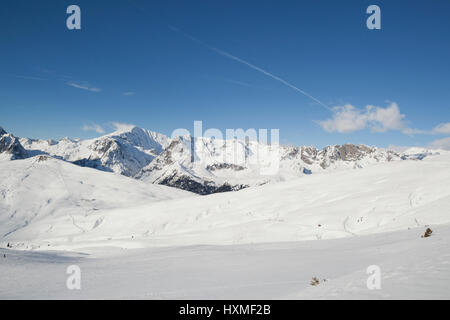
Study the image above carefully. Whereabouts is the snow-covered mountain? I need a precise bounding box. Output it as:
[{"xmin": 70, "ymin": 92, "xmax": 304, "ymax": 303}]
[
  {"xmin": 19, "ymin": 126, "xmax": 170, "ymax": 177},
  {"xmin": 136, "ymin": 135, "xmax": 402, "ymax": 194},
  {"xmin": 0, "ymin": 125, "xmax": 436, "ymax": 194},
  {"xmin": 0, "ymin": 127, "xmax": 27, "ymax": 160}
]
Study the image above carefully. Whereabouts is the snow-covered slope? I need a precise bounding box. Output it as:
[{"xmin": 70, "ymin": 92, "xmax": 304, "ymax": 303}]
[
  {"xmin": 2, "ymin": 151, "xmax": 449, "ymax": 250},
  {"xmin": 0, "ymin": 156, "xmax": 195, "ymax": 249},
  {"xmin": 137, "ymin": 135, "xmax": 402, "ymax": 194},
  {"xmin": 19, "ymin": 126, "xmax": 170, "ymax": 177}
]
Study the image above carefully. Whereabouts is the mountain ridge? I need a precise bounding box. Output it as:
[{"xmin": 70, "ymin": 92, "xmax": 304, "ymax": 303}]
[
  {"xmin": 0, "ymin": 127, "xmax": 27, "ymax": 160},
  {"xmin": 18, "ymin": 126, "xmax": 170, "ymax": 177},
  {"xmin": 0, "ymin": 125, "xmax": 439, "ymax": 194},
  {"xmin": 137, "ymin": 135, "xmax": 404, "ymax": 194}
]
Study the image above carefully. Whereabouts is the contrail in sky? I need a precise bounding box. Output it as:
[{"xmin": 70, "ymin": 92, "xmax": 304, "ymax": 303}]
[{"xmin": 169, "ymin": 26, "xmax": 330, "ymax": 110}]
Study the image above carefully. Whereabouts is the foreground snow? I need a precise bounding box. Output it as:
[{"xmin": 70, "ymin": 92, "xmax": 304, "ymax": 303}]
[{"xmin": 1, "ymin": 224, "xmax": 449, "ymax": 299}]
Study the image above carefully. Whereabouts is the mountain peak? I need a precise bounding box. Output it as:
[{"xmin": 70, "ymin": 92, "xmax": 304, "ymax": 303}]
[
  {"xmin": 2, "ymin": 125, "xmax": 436, "ymax": 195},
  {"xmin": 0, "ymin": 132, "xmax": 27, "ymax": 159}
]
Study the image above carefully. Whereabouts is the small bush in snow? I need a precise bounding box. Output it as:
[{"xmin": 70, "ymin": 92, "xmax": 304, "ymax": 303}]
[
  {"xmin": 310, "ymin": 277, "xmax": 320, "ymax": 286},
  {"xmin": 37, "ymin": 155, "xmax": 50, "ymax": 162},
  {"xmin": 422, "ymin": 228, "xmax": 433, "ymax": 238}
]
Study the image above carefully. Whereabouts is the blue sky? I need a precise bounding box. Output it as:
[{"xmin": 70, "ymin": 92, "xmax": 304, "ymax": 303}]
[{"xmin": 1, "ymin": 0, "xmax": 450, "ymax": 149}]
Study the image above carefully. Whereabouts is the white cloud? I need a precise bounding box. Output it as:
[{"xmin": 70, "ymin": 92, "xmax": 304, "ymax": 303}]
[
  {"xmin": 123, "ymin": 91, "xmax": 136, "ymax": 96},
  {"xmin": 318, "ymin": 102, "xmax": 406, "ymax": 134},
  {"xmin": 432, "ymin": 123, "xmax": 450, "ymax": 135},
  {"xmin": 67, "ymin": 82, "xmax": 101, "ymax": 92},
  {"xmin": 401, "ymin": 128, "xmax": 428, "ymax": 135},
  {"xmin": 82, "ymin": 123, "xmax": 105, "ymax": 134},
  {"xmin": 401, "ymin": 122, "xmax": 450, "ymax": 135},
  {"xmin": 366, "ymin": 103, "xmax": 405, "ymax": 132},
  {"xmin": 318, "ymin": 104, "xmax": 367, "ymax": 133},
  {"xmin": 429, "ymin": 137, "xmax": 450, "ymax": 150},
  {"xmin": 111, "ymin": 122, "xmax": 136, "ymax": 132}
]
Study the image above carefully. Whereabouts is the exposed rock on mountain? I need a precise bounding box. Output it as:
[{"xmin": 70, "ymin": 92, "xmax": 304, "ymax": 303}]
[
  {"xmin": 0, "ymin": 127, "xmax": 27, "ymax": 160},
  {"xmin": 157, "ymin": 172, "xmax": 248, "ymax": 195},
  {"xmin": 19, "ymin": 126, "xmax": 170, "ymax": 177},
  {"xmin": 137, "ymin": 136, "xmax": 403, "ymax": 194},
  {"xmin": 1, "ymin": 124, "xmax": 434, "ymax": 195},
  {"xmin": 282, "ymin": 144, "xmax": 399, "ymax": 170}
]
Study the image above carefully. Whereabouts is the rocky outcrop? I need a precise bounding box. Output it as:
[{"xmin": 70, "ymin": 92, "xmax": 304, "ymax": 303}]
[
  {"xmin": 158, "ymin": 172, "xmax": 248, "ymax": 195},
  {"xmin": 206, "ymin": 163, "xmax": 245, "ymax": 171},
  {"xmin": 0, "ymin": 127, "xmax": 27, "ymax": 160},
  {"xmin": 137, "ymin": 135, "xmax": 403, "ymax": 195},
  {"xmin": 1, "ymin": 125, "xmax": 420, "ymax": 196},
  {"xmin": 19, "ymin": 126, "xmax": 170, "ymax": 177}
]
